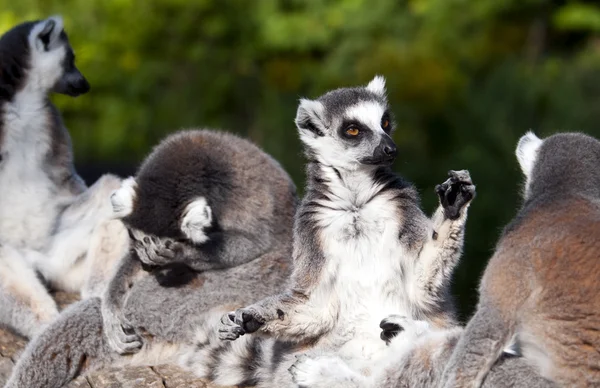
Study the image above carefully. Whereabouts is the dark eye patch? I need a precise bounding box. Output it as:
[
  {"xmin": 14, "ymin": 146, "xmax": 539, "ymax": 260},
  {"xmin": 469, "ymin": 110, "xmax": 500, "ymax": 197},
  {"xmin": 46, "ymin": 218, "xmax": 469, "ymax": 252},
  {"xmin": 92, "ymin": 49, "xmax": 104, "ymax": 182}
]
[
  {"xmin": 381, "ymin": 111, "xmax": 392, "ymax": 133},
  {"xmin": 339, "ymin": 119, "xmax": 372, "ymax": 141}
]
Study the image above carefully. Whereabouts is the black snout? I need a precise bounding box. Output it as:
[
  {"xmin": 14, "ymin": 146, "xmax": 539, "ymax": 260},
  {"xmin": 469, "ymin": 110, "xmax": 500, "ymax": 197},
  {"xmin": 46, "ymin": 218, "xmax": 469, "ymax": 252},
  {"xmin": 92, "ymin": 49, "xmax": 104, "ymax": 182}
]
[
  {"xmin": 362, "ymin": 136, "xmax": 398, "ymax": 166},
  {"xmin": 383, "ymin": 143, "xmax": 397, "ymax": 158},
  {"xmin": 376, "ymin": 136, "xmax": 398, "ymax": 165},
  {"xmin": 52, "ymin": 68, "xmax": 90, "ymax": 97}
]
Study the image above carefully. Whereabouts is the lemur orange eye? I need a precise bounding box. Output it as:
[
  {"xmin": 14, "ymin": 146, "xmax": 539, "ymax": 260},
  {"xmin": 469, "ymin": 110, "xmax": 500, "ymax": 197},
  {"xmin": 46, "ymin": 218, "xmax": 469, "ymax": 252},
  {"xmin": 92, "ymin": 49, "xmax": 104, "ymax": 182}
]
[
  {"xmin": 346, "ymin": 128, "xmax": 359, "ymax": 136},
  {"xmin": 382, "ymin": 120, "xmax": 389, "ymax": 129}
]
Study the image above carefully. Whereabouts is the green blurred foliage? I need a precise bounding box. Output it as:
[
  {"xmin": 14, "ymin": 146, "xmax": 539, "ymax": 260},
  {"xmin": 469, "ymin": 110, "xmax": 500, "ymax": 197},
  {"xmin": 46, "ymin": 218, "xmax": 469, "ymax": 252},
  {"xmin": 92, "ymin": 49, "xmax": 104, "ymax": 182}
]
[{"xmin": 2, "ymin": 0, "xmax": 600, "ymax": 320}]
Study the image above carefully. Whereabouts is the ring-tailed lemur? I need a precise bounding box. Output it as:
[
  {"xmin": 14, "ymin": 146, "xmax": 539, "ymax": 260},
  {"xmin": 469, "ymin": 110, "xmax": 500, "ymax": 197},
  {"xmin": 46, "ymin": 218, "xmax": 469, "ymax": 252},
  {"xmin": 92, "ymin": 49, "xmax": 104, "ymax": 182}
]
[
  {"xmin": 288, "ymin": 314, "xmax": 555, "ymax": 388},
  {"xmin": 208, "ymin": 76, "xmax": 476, "ymax": 386},
  {"xmin": 5, "ymin": 129, "xmax": 298, "ymax": 388},
  {"xmin": 0, "ymin": 16, "xmax": 127, "ymax": 339},
  {"xmin": 438, "ymin": 132, "xmax": 600, "ymax": 388}
]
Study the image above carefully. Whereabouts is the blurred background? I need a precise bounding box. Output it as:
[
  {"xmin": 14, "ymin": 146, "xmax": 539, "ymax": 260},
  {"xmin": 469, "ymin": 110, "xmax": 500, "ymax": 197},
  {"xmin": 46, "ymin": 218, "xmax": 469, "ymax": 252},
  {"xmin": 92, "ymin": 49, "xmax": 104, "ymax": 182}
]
[{"xmin": 2, "ymin": 0, "xmax": 600, "ymax": 320}]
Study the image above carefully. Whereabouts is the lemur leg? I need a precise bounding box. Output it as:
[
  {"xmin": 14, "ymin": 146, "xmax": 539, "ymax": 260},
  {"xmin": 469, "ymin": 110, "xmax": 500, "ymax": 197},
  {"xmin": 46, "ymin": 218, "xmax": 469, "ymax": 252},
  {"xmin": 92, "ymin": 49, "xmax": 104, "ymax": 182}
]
[
  {"xmin": 5, "ymin": 298, "xmax": 114, "ymax": 388},
  {"xmin": 35, "ymin": 174, "xmax": 123, "ymax": 292},
  {"xmin": 101, "ymin": 251, "xmax": 145, "ymax": 355},
  {"xmin": 412, "ymin": 170, "xmax": 475, "ymax": 314},
  {"xmin": 0, "ymin": 244, "xmax": 58, "ymax": 338},
  {"xmin": 218, "ymin": 291, "xmax": 334, "ymax": 343},
  {"xmin": 81, "ymin": 219, "xmax": 130, "ymax": 298},
  {"xmin": 441, "ymin": 305, "xmax": 513, "ymax": 388}
]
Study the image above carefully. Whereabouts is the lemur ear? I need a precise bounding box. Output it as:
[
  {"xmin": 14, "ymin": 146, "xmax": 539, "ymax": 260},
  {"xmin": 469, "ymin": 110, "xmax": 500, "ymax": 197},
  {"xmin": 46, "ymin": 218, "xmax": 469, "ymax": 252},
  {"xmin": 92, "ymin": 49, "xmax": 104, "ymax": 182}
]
[
  {"xmin": 32, "ymin": 16, "xmax": 64, "ymax": 52},
  {"xmin": 110, "ymin": 177, "xmax": 137, "ymax": 218},
  {"xmin": 366, "ymin": 75, "xmax": 386, "ymax": 96},
  {"xmin": 180, "ymin": 197, "xmax": 213, "ymax": 244},
  {"xmin": 516, "ymin": 131, "xmax": 543, "ymax": 179},
  {"xmin": 295, "ymin": 98, "xmax": 326, "ymax": 137}
]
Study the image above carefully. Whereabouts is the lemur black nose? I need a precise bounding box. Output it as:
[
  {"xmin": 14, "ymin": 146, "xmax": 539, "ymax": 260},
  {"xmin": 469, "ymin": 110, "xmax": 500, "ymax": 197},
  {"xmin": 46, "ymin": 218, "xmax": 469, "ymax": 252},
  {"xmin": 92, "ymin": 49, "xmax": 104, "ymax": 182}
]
[{"xmin": 384, "ymin": 145, "xmax": 397, "ymax": 158}]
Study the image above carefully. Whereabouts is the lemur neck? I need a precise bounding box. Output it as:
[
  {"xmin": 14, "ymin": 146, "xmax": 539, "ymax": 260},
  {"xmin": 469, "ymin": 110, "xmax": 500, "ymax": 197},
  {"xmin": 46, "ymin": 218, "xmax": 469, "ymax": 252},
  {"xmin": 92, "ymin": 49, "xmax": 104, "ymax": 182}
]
[
  {"xmin": 2, "ymin": 88, "xmax": 52, "ymax": 131},
  {"xmin": 306, "ymin": 161, "xmax": 388, "ymax": 207}
]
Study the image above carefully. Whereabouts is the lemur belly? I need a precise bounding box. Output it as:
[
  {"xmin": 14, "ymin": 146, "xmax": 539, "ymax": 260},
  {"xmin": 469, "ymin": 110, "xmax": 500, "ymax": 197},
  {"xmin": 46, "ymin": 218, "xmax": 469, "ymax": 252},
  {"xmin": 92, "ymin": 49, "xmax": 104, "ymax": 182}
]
[
  {"xmin": 317, "ymin": 197, "xmax": 414, "ymax": 364},
  {"xmin": 0, "ymin": 110, "xmax": 66, "ymax": 250}
]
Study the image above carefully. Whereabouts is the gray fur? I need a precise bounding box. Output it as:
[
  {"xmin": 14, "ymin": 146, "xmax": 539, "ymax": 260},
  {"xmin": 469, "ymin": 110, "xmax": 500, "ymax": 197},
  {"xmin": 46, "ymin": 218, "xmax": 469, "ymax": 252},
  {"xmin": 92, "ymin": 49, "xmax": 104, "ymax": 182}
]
[
  {"xmin": 5, "ymin": 129, "xmax": 298, "ymax": 387},
  {"xmin": 441, "ymin": 132, "xmax": 600, "ymax": 387}
]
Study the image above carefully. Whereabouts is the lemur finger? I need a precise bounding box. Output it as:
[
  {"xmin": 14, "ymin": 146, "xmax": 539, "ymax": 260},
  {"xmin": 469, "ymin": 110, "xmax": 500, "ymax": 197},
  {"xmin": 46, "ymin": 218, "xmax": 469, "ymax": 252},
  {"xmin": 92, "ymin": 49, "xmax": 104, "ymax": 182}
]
[
  {"xmin": 233, "ymin": 308, "xmax": 265, "ymax": 334},
  {"xmin": 447, "ymin": 169, "xmax": 472, "ymax": 184}
]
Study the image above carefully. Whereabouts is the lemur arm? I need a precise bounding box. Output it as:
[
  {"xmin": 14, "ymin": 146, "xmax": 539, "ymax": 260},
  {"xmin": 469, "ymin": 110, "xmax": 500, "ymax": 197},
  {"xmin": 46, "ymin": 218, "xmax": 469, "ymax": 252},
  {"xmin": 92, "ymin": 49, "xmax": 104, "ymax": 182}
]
[
  {"xmin": 412, "ymin": 170, "xmax": 475, "ymax": 313},
  {"xmin": 220, "ymin": 288, "xmax": 335, "ymax": 342},
  {"xmin": 101, "ymin": 250, "xmax": 144, "ymax": 354},
  {"xmin": 129, "ymin": 226, "xmax": 273, "ymax": 272},
  {"xmin": 219, "ymin": 206, "xmax": 337, "ymax": 343}
]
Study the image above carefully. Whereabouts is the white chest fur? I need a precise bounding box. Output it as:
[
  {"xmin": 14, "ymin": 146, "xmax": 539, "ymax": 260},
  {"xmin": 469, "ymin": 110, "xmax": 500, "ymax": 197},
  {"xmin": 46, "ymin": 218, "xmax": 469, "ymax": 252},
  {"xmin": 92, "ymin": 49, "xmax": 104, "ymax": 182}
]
[
  {"xmin": 0, "ymin": 92, "xmax": 68, "ymax": 250},
  {"xmin": 313, "ymin": 172, "xmax": 420, "ymax": 362}
]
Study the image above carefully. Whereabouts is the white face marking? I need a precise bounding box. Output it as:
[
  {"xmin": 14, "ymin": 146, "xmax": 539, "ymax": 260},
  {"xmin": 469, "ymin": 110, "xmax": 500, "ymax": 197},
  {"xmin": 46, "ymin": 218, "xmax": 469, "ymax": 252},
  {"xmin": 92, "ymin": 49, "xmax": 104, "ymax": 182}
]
[
  {"xmin": 366, "ymin": 75, "xmax": 386, "ymax": 96},
  {"xmin": 344, "ymin": 101, "xmax": 386, "ymax": 135},
  {"xmin": 180, "ymin": 197, "xmax": 213, "ymax": 244},
  {"xmin": 516, "ymin": 131, "xmax": 543, "ymax": 196},
  {"xmin": 110, "ymin": 177, "xmax": 137, "ymax": 218},
  {"xmin": 298, "ymin": 99, "xmax": 389, "ymax": 170}
]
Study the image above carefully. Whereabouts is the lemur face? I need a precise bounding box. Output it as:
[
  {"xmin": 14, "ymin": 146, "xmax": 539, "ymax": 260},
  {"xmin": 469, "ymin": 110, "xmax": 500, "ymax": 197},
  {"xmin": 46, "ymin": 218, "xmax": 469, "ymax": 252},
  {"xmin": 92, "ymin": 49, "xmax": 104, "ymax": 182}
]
[
  {"xmin": 294, "ymin": 76, "xmax": 397, "ymax": 170},
  {"xmin": 0, "ymin": 16, "xmax": 90, "ymax": 97}
]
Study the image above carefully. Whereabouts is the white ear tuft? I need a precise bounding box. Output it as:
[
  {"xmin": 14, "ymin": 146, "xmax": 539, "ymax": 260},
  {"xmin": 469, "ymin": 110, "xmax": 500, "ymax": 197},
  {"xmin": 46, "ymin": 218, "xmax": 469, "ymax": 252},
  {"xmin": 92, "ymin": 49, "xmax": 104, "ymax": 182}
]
[
  {"xmin": 516, "ymin": 131, "xmax": 543, "ymax": 178},
  {"xmin": 295, "ymin": 98, "xmax": 326, "ymax": 137},
  {"xmin": 110, "ymin": 177, "xmax": 137, "ymax": 218},
  {"xmin": 180, "ymin": 197, "xmax": 213, "ymax": 244},
  {"xmin": 366, "ymin": 75, "xmax": 386, "ymax": 96},
  {"xmin": 30, "ymin": 15, "xmax": 64, "ymax": 52}
]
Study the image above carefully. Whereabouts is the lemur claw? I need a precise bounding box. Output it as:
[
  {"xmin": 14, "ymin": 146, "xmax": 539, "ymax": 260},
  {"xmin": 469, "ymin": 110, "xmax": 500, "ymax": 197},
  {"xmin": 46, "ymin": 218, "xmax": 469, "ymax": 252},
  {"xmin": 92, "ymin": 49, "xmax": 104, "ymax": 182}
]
[
  {"xmin": 103, "ymin": 313, "xmax": 143, "ymax": 355},
  {"xmin": 436, "ymin": 170, "xmax": 476, "ymax": 220}
]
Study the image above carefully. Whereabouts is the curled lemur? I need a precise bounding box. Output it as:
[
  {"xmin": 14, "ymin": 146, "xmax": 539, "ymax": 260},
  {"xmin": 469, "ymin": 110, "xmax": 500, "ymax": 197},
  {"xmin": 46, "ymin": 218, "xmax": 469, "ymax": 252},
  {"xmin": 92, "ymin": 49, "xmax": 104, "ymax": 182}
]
[
  {"xmin": 0, "ymin": 16, "xmax": 126, "ymax": 339},
  {"xmin": 211, "ymin": 76, "xmax": 475, "ymax": 387},
  {"xmin": 288, "ymin": 315, "xmax": 555, "ymax": 388},
  {"xmin": 438, "ymin": 132, "xmax": 600, "ymax": 388},
  {"xmin": 101, "ymin": 129, "xmax": 298, "ymax": 354},
  {"xmin": 5, "ymin": 129, "xmax": 298, "ymax": 388}
]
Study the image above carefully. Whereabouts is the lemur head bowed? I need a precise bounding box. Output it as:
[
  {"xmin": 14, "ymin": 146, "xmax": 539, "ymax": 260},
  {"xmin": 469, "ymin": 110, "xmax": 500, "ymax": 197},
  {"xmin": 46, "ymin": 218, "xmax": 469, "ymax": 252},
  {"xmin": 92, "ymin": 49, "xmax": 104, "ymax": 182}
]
[{"xmin": 294, "ymin": 75, "xmax": 397, "ymax": 170}]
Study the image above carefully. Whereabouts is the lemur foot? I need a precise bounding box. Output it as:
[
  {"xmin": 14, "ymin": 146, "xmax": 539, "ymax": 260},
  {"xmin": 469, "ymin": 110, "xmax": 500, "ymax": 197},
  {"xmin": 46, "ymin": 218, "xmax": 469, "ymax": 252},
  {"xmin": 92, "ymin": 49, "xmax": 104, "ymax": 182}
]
[
  {"xmin": 103, "ymin": 311, "xmax": 142, "ymax": 355},
  {"xmin": 218, "ymin": 306, "xmax": 265, "ymax": 341},
  {"xmin": 379, "ymin": 315, "xmax": 431, "ymax": 345},
  {"xmin": 129, "ymin": 229, "xmax": 179, "ymax": 267},
  {"xmin": 218, "ymin": 312, "xmax": 246, "ymax": 341},
  {"xmin": 290, "ymin": 354, "xmax": 359, "ymax": 388},
  {"xmin": 435, "ymin": 170, "xmax": 476, "ymax": 220},
  {"xmin": 180, "ymin": 197, "xmax": 212, "ymax": 244},
  {"xmin": 110, "ymin": 177, "xmax": 137, "ymax": 218}
]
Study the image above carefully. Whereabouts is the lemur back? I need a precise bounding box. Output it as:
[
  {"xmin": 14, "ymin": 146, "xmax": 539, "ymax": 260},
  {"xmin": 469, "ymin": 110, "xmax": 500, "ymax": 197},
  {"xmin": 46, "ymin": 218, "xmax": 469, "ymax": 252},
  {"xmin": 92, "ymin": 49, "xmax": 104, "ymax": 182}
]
[
  {"xmin": 5, "ymin": 129, "xmax": 298, "ymax": 387},
  {"xmin": 0, "ymin": 17, "xmax": 88, "ymax": 250},
  {"xmin": 442, "ymin": 132, "xmax": 600, "ymax": 388}
]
